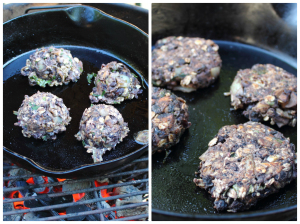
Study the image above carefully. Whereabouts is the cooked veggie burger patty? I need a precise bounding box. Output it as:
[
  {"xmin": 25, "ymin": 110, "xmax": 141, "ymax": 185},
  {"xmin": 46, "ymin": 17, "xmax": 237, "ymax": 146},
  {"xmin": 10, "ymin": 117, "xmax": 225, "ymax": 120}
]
[
  {"xmin": 21, "ymin": 46, "xmax": 83, "ymax": 87},
  {"xmin": 193, "ymin": 121, "xmax": 297, "ymax": 212},
  {"xmin": 14, "ymin": 91, "xmax": 71, "ymax": 140},
  {"xmin": 152, "ymin": 87, "xmax": 191, "ymax": 154},
  {"xmin": 75, "ymin": 104, "xmax": 129, "ymax": 163},
  {"xmin": 227, "ymin": 64, "xmax": 297, "ymax": 128},
  {"xmin": 152, "ymin": 36, "xmax": 222, "ymax": 92},
  {"xmin": 89, "ymin": 61, "xmax": 142, "ymax": 104}
]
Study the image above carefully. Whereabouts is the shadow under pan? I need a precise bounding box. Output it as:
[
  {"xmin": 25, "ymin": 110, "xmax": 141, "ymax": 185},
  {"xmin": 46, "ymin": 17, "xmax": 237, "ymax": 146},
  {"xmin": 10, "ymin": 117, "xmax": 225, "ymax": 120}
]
[
  {"xmin": 152, "ymin": 41, "xmax": 297, "ymax": 219},
  {"xmin": 3, "ymin": 45, "xmax": 148, "ymax": 172}
]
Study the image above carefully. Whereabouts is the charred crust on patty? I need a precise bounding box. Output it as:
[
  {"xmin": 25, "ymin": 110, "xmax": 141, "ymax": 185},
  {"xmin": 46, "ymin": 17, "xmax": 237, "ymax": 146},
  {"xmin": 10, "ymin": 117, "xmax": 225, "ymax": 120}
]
[
  {"xmin": 227, "ymin": 64, "xmax": 297, "ymax": 128},
  {"xmin": 75, "ymin": 104, "xmax": 129, "ymax": 162},
  {"xmin": 193, "ymin": 121, "xmax": 297, "ymax": 212},
  {"xmin": 21, "ymin": 46, "xmax": 83, "ymax": 87},
  {"xmin": 152, "ymin": 36, "xmax": 222, "ymax": 92},
  {"xmin": 14, "ymin": 91, "xmax": 71, "ymax": 140},
  {"xmin": 152, "ymin": 87, "xmax": 191, "ymax": 153},
  {"xmin": 89, "ymin": 61, "xmax": 143, "ymax": 104}
]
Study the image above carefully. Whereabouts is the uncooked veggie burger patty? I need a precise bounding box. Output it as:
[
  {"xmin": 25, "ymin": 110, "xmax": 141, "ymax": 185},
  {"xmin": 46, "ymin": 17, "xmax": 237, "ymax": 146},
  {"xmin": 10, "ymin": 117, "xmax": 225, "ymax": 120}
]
[
  {"xmin": 75, "ymin": 104, "xmax": 129, "ymax": 162},
  {"xmin": 152, "ymin": 87, "xmax": 191, "ymax": 153},
  {"xmin": 21, "ymin": 46, "xmax": 83, "ymax": 87},
  {"xmin": 89, "ymin": 61, "xmax": 143, "ymax": 104},
  {"xmin": 152, "ymin": 36, "xmax": 222, "ymax": 92},
  {"xmin": 227, "ymin": 64, "xmax": 297, "ymax": 128},
  {"xmin": 193, "ymin": 121, "xmax": 297, "ymax": 212},
  {"xmin": 14, "ymin": 91, "xmax": 71, "ymax": 140}
]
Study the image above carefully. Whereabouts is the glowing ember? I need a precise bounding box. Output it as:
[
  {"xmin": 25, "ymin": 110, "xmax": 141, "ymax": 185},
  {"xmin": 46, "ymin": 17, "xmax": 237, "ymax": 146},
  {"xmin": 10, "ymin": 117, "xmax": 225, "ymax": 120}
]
[
  {"xmin": 13, "ymin": 191, "xmax": 30, "ymax": 210},
  {"xmin": 26, "ymin": 176, "xmax": 49, "ymax": 194},
  {"xmin": 73, "ymin": 193, "xmax": 85, "ymax": 202}
]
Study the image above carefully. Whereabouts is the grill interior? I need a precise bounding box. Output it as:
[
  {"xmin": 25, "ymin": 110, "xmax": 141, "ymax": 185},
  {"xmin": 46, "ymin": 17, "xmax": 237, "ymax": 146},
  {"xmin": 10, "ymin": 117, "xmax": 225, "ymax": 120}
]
[{"xmin": 3, "ymin": 155, "xmax": 148, "ymax": 221}]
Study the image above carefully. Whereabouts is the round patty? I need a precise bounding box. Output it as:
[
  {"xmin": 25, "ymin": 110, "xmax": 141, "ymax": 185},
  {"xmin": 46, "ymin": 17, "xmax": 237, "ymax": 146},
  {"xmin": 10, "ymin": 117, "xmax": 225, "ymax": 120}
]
[
  {"xmin": 152, "ymin": 87, "xmax": 191, "ymax": 153},
  {"xmin": 21, "ymin": 46, "xmax": 83, "ymax": 87},
  {"xmin": 227, "ymin": 64, "xmax": 297, "ymax": 128},
  {"xmin": 14, "ymin": 91, "xmax": 71, "ymax": 140},
  {"xmin": 89, "ymin": 61, "xmax": 143, "ymax": 104},
  {"xmin": 75, "ymin": 104, "xmax": 129, "ymax": 163},
  {"xmin": 193, "ymin": 121, "xmax": 297, "ymax": 212},
  {"xmin": 152, "ymin": 36, "xmax": 222, "ymax": 92}
]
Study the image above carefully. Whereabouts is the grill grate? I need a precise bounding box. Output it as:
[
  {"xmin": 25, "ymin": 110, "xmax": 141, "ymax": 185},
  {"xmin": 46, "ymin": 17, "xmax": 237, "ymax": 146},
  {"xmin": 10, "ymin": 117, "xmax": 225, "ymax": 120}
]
[{"xmin": 3, "ymin": 156, "xmax": 148, "ymax": 221}]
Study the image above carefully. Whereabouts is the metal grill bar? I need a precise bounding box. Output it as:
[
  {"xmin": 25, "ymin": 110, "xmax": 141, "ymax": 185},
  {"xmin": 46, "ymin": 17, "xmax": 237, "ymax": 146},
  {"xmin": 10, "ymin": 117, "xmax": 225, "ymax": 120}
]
[
  {"xmin": 31, "ymin": 202, "xmax": 148, "ymax": 221},
  {"xmin": 4, "ymin": 155, "xmax": 148, "ymax": 221},
  {"xmin": 3, "ymin": 168, "xmax": 148, "ymax": 182},
  {"xmin": 4, "ymin": 174, "xmax": 148, "ymax": 193},
  {"xmin": 4, "ymin": 179, "xmax": 148, "ymax": 203},
  {"xmin": 3, "ymin": 190, "xmax": 148, "ymax": 216}
]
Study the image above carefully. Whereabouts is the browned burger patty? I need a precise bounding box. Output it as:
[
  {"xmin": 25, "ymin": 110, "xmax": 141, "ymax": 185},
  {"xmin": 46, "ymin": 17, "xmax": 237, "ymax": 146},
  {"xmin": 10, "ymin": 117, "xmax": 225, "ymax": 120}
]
[
  {"xmin": 75, "ymin": 104, "xmax": 129, "ymax": 163},
  {"xmin": 89, "ymin": 61, "xmax": 143, "ymax": 104},
  {"xmin": 152, "ymin": 36, "xmax": 222, "ymax": 92},
  {"xmin": 14, "ymin": 91, "xmax": 71, "ymax": 141},
  {"xmin": 193, "ymin": 121, "xmax": 297, "ymax": 212},
  {"xmin": 226, "ymin": 64, "xmax": 297, "ymax": 128},
  {"xmin": 21, "ymin": 46, "xmax": 83, "ymax": 87},
  {"xmin": 152, "ymin": 87, "xmax": 191, "ymax": 154}
]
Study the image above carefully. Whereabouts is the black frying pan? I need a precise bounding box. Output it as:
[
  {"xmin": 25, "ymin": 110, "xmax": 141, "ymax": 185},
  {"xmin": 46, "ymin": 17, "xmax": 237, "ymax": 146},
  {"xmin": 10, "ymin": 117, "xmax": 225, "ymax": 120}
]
[
  {"xmin": 151, "ymin": 3, "xmax": 297, "ymax": 221},
  {"xmin": 3, "ymin": 5, "xmax": 148, "ymax": 178}
]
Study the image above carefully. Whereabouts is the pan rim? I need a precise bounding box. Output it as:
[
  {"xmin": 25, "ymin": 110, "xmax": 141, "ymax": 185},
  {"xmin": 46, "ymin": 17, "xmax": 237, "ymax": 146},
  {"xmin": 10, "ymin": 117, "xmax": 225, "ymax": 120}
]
[
  {"xmin": 3, "ymin": 4, "xmax": 148, "ymax": 37},
  {"xmin": 3, "ymin": 144, "xmax": 148, "ymax": 175},
  {"xmin": 3, "ymin": 4, "xmax": 149, "ymax": 175}
]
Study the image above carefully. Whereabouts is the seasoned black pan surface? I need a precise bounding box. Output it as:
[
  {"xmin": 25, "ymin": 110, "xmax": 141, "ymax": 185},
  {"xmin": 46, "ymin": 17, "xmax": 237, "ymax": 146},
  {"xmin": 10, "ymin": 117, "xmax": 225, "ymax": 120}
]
[
  {"xmin": 152, "ymin": 41, "xmax": 297, "ymax": 220},
  {"xmin": 3, "ymin": 46, "xmax": 148, "ymax": 171}
]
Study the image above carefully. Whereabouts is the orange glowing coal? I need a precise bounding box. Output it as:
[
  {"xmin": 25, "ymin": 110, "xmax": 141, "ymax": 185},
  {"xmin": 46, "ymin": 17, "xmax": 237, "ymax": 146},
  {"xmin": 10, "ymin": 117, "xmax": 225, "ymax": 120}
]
[
  {"xmin": 12, "ymin": 191, "xmax": 30, "ymax": 210},
  {"xmin": 26, "ymin": 176, "xmax": 49, "ymax": 194},
  {"xmin": 56, "ymin": 178, "xmax": 85, "ymax": 202}
]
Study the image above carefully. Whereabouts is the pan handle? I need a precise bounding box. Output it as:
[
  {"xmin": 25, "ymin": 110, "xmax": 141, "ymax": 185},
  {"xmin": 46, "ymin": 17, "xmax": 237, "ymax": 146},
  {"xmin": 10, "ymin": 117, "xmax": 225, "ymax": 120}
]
[{"xmin": 25, "ymin": 4, "xmax": 82, "ymax": 14}]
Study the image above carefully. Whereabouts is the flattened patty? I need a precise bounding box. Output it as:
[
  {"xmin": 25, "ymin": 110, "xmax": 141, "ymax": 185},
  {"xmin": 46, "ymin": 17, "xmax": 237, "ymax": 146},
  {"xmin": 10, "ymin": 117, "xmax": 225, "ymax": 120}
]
[
  {"xmin": 152, "ymin": 87, "xmax": 191, "ymax": 153},
  {"xmin": 89, "ymin": 61, "xmax": 142, "ymax": 104},
  {"xmin": 227, "ymin": 64, "xmax": 297, "ymax": 128},
  {"xmin": 152, "ymin": 36, "xmax": 222, "ymax": 92},
  {"xmin": 193, "ymin": 121, "xmax": 297, "ymax": 212}
]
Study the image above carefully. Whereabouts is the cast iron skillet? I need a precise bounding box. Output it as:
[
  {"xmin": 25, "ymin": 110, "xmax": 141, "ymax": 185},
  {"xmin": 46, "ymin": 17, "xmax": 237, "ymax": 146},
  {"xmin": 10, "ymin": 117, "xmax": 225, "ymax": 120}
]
[
  {"xmin": 3, "ymin": 5, "xmax": 148, "ymax": 178},
  {"xmin": 152, "ymin": 3, "xmax": 296, "ymax": 221}
]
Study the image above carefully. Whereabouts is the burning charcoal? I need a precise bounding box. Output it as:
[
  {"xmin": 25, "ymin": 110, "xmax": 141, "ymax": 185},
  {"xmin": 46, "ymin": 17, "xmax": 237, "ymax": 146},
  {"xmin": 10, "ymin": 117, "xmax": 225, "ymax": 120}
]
[
  {"xmin": 32, "ymin": 176, "xmax": 47, "ymax": 193},
  {"xmin": 3, "ymin": 202, "xmax": 18, "ymax": 221},
  {"xmin": 24, "ymin": 193, "xmax": 43, "ymax": 208},
  {"xmin": 8, "ymin": 167, "xmax": 31, "ymax": 179},
  {"xmin": 23, "ymin": 211, "xmax": 51, "ymax": 221},
  {"xmin": 15, "ymin": 180, "xmax": 29, "ymax": 197},
  {"xmin": 66, "ymin": 205, "xmax": 90, "ymax": 221},
  {"xmin": 62, "ymin": 181, "xmax": 91, "ymax": 193},
  {"xmin": 50, "ymin": 195, "xmax": 73, "ymax": 213},
  {"xmin": 114, "ymin": 183, "xmax": 148, "ymax": 218}
]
